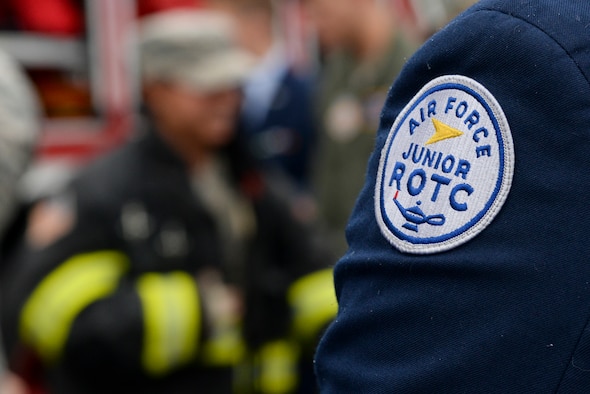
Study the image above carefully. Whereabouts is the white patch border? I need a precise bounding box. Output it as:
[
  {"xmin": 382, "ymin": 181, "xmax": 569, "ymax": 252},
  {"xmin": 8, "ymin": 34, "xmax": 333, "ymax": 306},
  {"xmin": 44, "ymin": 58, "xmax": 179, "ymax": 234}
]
[{"xmin": 374, "ymin": 75, "xmax": 515, "ymax": 254}]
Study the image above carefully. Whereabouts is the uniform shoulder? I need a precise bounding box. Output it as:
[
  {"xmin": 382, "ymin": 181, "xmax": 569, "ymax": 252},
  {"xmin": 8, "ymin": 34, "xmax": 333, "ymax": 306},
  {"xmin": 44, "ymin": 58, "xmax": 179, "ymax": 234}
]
[
  {"xmin": 71, "ymin": 141, "xmax": 143, "ymax": 209},
  {"xmin": 472, "ymin": 0, "xmax": 590, "ymax": 84}
]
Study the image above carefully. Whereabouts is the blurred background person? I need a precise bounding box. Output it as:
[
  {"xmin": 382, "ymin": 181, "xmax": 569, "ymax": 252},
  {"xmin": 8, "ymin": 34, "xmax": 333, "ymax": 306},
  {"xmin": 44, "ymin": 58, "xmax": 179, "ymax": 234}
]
[
  {"xmin": 408, "ymin": 0, "xmax": 478, "ymax": 39},
  {"xmin": 302, "ymin": 0, "xmax": 418, "ymax": 257},
  {"xmin": 0, "ymin": 9, "xmax": 335, "ymax": 394},
  {"xmin": 206, "ymin": 0, "xmax": 318, "ymax": 224},
  {"xmin": 0, "ymin": 48, "xmax": 41, "ymax": 394}
]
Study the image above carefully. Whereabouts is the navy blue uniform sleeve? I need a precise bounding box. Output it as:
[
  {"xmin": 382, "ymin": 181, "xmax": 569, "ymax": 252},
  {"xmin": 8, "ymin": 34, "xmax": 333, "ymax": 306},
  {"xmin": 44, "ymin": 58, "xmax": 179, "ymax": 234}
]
[{"xmin": 315, "ymin": 1, "xmax": 590, "ymax": 392}]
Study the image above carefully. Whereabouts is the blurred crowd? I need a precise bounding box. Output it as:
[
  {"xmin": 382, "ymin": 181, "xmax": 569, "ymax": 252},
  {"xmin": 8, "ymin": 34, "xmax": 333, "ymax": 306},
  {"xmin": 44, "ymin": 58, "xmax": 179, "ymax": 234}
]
[{"xmin": 0, "ymin": 0, "xmax": 475, "ymax": 393}]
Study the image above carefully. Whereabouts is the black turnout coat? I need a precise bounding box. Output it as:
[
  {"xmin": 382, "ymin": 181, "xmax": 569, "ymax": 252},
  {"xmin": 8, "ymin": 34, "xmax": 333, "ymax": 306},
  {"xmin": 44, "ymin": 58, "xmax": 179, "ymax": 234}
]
[{"xmin": 1, "ymin": 128, "xmax": 332, "ymax": 394}]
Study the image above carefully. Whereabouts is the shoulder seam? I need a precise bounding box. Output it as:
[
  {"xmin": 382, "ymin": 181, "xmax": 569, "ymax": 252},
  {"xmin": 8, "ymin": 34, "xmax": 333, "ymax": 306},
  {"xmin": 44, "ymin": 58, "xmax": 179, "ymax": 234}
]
[{"xmin": 474, "ymin": 7, "xmax": 590, "ymax": 88}]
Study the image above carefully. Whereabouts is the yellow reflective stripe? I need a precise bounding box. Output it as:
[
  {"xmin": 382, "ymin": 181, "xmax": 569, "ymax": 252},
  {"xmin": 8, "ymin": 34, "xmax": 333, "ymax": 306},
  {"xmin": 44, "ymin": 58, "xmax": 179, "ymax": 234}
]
[
  {"xmin": 258, "ymin": 340, "xmax": 299, "ymax": 394},
  {"xmin": 136, "ymin": 271, "xmax": 200, "ymax": 376},
  {"xmin": 20, "ymin": 251, "xmax": 128, "ymax": 362},
  {"xmin": 201, "ymin": 326, "xmax": 246, "ymax": 367},
  {"xmin": 287, "ymin": 269, "xmax": 337, "ymax": 342}
]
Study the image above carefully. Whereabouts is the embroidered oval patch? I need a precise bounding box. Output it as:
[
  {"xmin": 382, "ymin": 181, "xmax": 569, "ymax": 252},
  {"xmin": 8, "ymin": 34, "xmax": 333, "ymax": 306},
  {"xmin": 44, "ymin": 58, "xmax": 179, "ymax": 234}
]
[{"xmin": 375, "ymin": 75, "xmax": 514, "ymax": 254}]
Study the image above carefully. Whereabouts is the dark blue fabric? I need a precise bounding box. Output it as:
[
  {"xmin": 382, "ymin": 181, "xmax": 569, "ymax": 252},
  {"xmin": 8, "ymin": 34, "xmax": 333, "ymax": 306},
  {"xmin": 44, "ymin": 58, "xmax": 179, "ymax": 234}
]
[
  {"xmin": 240, "ymin": 69, "xmax": 316, "ymax": 188},
  {"xmin": 315, "ymin": 1, "xmax": 590, "ymax": 392}
]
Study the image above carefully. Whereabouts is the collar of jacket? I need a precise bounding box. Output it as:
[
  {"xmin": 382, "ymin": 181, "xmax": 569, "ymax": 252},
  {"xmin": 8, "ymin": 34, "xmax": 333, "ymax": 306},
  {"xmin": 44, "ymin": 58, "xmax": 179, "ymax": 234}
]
[
  {"xmin": 138, "ymin": 122, "xmax": 267, "ymax": 201},
  {"xmin": 139, "ymin": 124, "xmax": 188, "ymax": 171}
]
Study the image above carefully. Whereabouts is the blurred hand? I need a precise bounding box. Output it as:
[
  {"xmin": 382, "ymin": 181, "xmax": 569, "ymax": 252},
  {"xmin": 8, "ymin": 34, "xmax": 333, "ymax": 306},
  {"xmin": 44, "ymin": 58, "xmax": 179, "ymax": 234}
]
[
  {"xmin": 26, "ymin": 199, "xmax": 75, "ymax": 250},
  {"xmin": 196, "ymin": 268, "xmax": 243, "ymax": 331},
  {"xmin": 0, "ymin": 372, "xmax": 28, "ymax": 394}
]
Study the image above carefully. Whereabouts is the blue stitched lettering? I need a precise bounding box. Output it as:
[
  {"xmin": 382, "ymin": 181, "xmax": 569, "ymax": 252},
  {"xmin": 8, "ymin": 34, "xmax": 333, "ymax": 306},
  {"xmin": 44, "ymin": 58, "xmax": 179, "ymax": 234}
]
[
  {"xmin": 454, "ymin": 160, "xmax": 471, "ymax": 180},
  {"xmin": 402, "ymin": 143, "xmax": 414, "ymax": 160},
  {"xmin": 445, "ymin": 97, "xmax": 457, "ymax": 114},
  {"xmin": 422, "ymin": 149, "xmax": 438, "ymax": 167},
  {"xmin": 430, "ymin": 174, "xmax": 451, "ymax": 202},
  {"xmin": 434, "ymin": 152, "xmax": 443, "ymax": 169},
  {"xmin": 428, "ymin": 100, "xmax": 437, "ymax": 117},
  {"xmin": 450, "ymin": 184, "xmax": 474, "ymax": 211},
  {"xmin": 473, "ymin": 127, "xmax": 488, "ymax": 142},
  {"xmin": 409, "ymin": 119, "xmax": 420, "ymax": 135},
  {"xmin": 407, "ymin": 169, "xmax": 427, "ymax": 196},
  {"xmin": 412, "ymin": 145, "xmax": 425, "ymax": 164},
  {"xmin": 455, "ymin": 101, "xmax": 468, "ymax": 118},
  {"xmin": 441, "ymin": 155, "xmax": 455, "ymax": 173},
  {"xmin": 464, "ymin": 110, "xmax": 480, "ymax": 130},
  {"xmin": 389, "ymin": 162, "xmax": 405, "ymax": 188},
  {"xmin": 476, "ymin": 145, "xmax": 492, "ymax": 158}
]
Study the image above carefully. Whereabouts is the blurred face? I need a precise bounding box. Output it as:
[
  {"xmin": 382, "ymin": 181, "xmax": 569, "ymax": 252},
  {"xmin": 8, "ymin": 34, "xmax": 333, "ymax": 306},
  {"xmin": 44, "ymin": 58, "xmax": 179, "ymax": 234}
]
[
  {"xmin": 304, "ymin": 0, "xmax": 359, "ymax": 52},
  {"xmin": 206, "ymin": 0, "xmax": 273, "ymax": 57},
  {"xmin": 144, "ymin": 81, "xmax": 242, "ymax": 154}
]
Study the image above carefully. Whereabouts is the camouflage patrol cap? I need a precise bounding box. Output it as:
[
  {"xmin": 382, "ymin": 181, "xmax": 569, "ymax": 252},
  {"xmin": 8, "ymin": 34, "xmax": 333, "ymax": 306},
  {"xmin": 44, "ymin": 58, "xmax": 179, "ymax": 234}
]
[{"xmin": 138, "ymin": 9, "xmax": 255, "ymax": 92}]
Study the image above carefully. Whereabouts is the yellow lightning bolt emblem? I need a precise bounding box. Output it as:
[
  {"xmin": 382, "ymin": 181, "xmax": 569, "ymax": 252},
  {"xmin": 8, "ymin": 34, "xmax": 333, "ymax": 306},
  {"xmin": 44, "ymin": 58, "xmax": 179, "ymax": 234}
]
[{"xmin": 426, "ymin": 118, "xmax": 464, "ymax": 145}]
